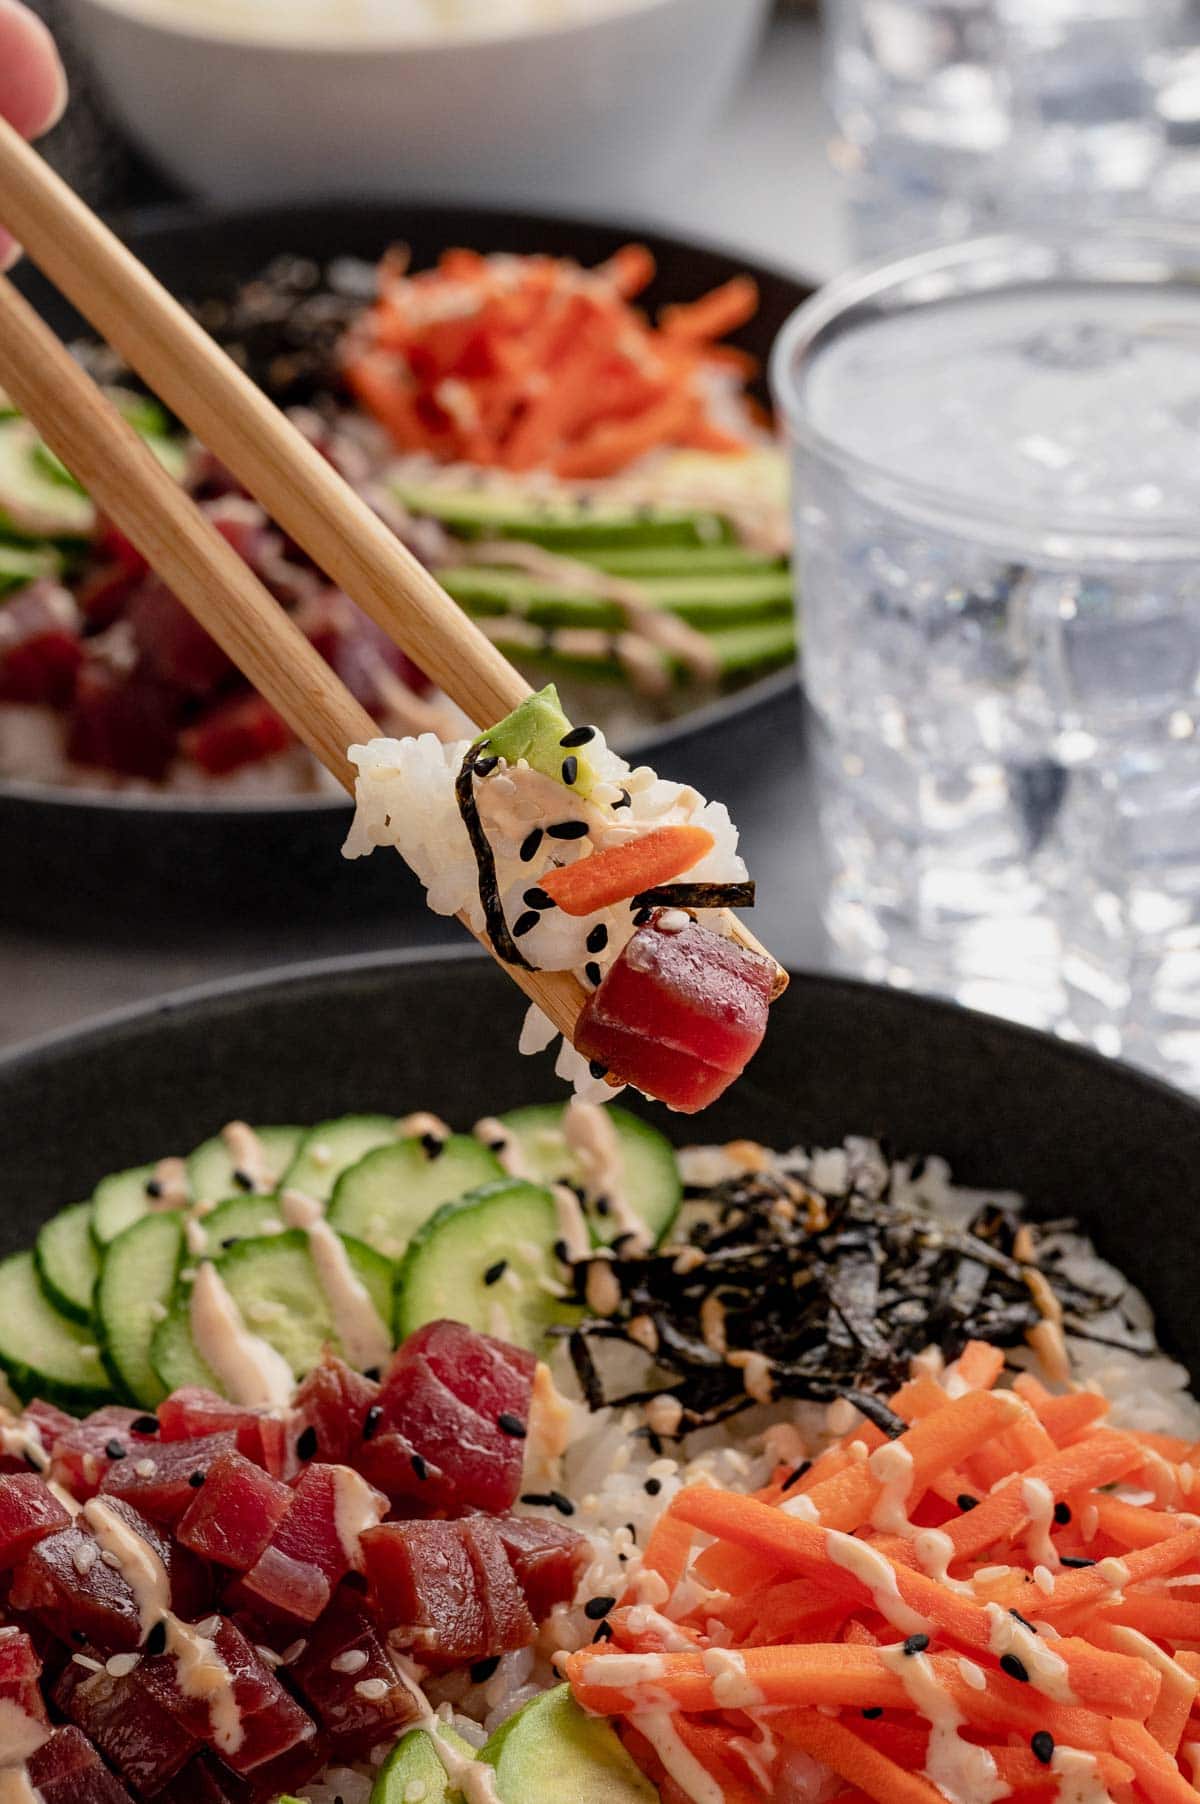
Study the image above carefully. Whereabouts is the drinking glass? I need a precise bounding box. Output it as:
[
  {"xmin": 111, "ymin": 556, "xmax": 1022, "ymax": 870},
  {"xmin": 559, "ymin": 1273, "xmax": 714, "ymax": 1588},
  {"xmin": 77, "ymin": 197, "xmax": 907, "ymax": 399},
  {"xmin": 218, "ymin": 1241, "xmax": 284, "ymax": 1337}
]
[{"xmin": 771, "ymin": 231, "xmax": 1200, "ymax": 1086}]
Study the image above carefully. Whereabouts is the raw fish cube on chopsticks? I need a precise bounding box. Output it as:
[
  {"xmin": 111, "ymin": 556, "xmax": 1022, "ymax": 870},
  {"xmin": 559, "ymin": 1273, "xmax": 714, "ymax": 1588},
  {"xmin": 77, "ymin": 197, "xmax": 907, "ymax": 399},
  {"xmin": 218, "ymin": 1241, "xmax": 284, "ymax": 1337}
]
[{"xmin": 343, "ymin": 683, "xmax": 784, "ymax": 1109}]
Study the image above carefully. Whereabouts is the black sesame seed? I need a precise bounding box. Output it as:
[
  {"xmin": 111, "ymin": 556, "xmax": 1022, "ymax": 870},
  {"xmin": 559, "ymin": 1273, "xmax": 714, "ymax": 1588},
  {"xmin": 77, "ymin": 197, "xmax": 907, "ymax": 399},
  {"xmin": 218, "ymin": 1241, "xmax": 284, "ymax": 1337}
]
[
  {"xmin": 484, "ymin": 1260, "xmax": 508, "ymax": 1286},
  {"xmin": 585, "ymin": 962, "xmax": 602, "ymax": 987},
  {"xmin": 548, "ymin": 1490, "xmax": 575, "ymax": 1517},
  {"xmin": 612, "ymin": 789, "xmax": 632, "ymax": 810},
  {"xmin": 1031, "ymin": 1732, "xmax": 1055, "ymax": 1767},
  {"xmin": 488, "ymin": 1140, "xmax": 506, "ymax": 1154},
  {"xmin": 586, "ymin": 924, "xmax": 609, "ymax": 953},
  {"xmin": 553, "ymin": 1238, "xmax": 570, "ymax": 1263},
  {"xmin": 1000, "ymin": 1653, "xmax": 1030, "ymax": 1683},
  {"xmin": 105, "ymin": 1440, "xmax": 127, "ymax": 1461},
  {"xmin": 1010, "ymin": 1610, "xmax": 1037, "ymax": 1633},
  {"xmin": 498, "ymin": 1413, "xmax": 527, "ymax": 1440},
  {"xmin": 144, "ymin": 1178, "xmax": 163, "ymax": 1199},
  {"xmin": 520, "ymin": 828, "xmax": 544, "ymax": 863},
  {"xmin": 632, "ymin": 906, "xmax": 653, "ymax": 926},
  {"xmin": 956, "ymin": 1494, "xmax": 979, "ymax": 1512},
  {"xmin": 71, "ymin": 1629, "xmax": 88, "ymax": 1645},
  {"xmin": 364, "ymin": 1367, "xmax": 381, "ymax": 1383},
  {"xmin": 625, "ymin": 1522, "xmax": 638, "ymax": 1542},
  {"xmin": 561, "ymin": 756, "xmax": 579, "ymax": 786},
  {"xmin": 588, "ymin": 1060, "xmax": 608, "ymax": 1080},
  {"xmin": 513, "ymin": 910, "xmax": 541, "ymax": 938},
  {"xmin": 1060, "ymin": 1556, "xmax": 1096, "ymax": 1568},
  {"xmin": 782, "ymin": 1461, "xmax": 812, "ymax": 1491},
  {"xmin": 521, "ymin": 1492, "xmax": 555, "ymax": 1508},
  {"xmin": 584, "ymin": 1595, "xmax": 616, "ymax": 1621},
  {"xmin": 523, "ymin": 887, "xmax": 555, "ymax": 911},
  {"xmin": 234, "ymin": 1167, "xmax": 256, "ymax": 1192},
  {"xmin": 221, "ymin": 1237, "xmax": 241, "ymax": 1250},
  {"xmin": 560, "ymin": 726, "xmax": 596, "ymax": 748},
  {"xmin": 22, "ymin": 1451, "xmax": 41, "ymax": 1472},
  {"xmin": 644, "ymin": 1478, "xmax": 662, "ymax": 1497},
  {"xmin": 902, "ymin": 1634, "xmax": 929, "ymax": 1656},
  {"xmin": 611, "ymin": 1232, "xmax": 638, "ymax": 1254},
  {"xmin": 421, "ymin": 1132, "xmax": 444, "ymax": 1159},
  {"xmin": 473, "ymin": 755, "xmax": 499, "ymax": 778},
  {"xmin": 296, "ymin": 1426, "xmax": 319, "ymax": 1462},
  {"xmin": 592, "ymin": 1620, "xmax": 614, "ymax": 1644},
  {"xmin": 861, "ymin": 1707, "xmax": 883, "ymax": 1720},
  {"xmin": 594, "ymin": 1196, "xmax": 610, "ymax": 1217},
  {"xmin": 144, "ymin": 1620, "xmax": 168, "ymax": 1657},
  {"xmin": 131, "ymin": 1415, "xmax": 159, "ymax": 1436},
  {"xmin": 1053, "ymin": 1502, "xmax": 1072, "ymax": 1526},
  {"xmin": 547, "ymin": 820, "xmax": 589, "ymax": 841},
  {"xmin": 470, "ymin": 1657, "xmax": 501, "ymax": 1684},
  {"xmin": 643, "ymin": 1428, "xmax": 664, "ymax": 1458},
  {"xmin": 362, "ymin": 1406, "xmax": 383, "ymax": 1443},
  {"xmin": 411, "ymin": 1454, "xmax": 429, "ymax": 1482},
  {"xmin": 187, "ymin": 1470, "xmax": 206, "ymax": 1489}
]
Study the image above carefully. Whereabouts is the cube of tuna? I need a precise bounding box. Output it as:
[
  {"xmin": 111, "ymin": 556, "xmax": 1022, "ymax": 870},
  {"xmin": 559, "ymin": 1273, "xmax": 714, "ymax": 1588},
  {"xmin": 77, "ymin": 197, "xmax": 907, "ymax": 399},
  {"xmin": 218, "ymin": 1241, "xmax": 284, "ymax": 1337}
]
[
  {"xmin": 12, "ymin": 1503, "xmax": 191, "ymax": 1654},
  {"xmin": 55, "ymin": 1652, "xmax": 199, "ymax": 1795},
  {"xmin": 288, "ymin": 1602, "xmax": 420, "ymax": 1755},
  {"xmin": 240, "ymin": 1464, "xmax": 386, "ymax": 1623},
  {"xmin": 0, "ymin": 1400, "xmax": 74, "ymax": 1476},
  {"xmin": 100, "ymin": 1431, "xmax": 239, "ymax": 1524},
  {"xmin": 27, "ymin": 1724, "xmax": 138, "ymax": 1804},
  {"xmin": 137, "ymin": 1616, "xmax": 317, "ymax": 1775},
  {"xmin": 359, "ymin": 1341, "xmax": 528, "ymax": 1516},
  {"xmin": 0, "ymin": 1474, "xmax": 71, "ymax": 1571},
  {"xmin": 175, "ymin": 1451, "xmax": 293, "ymax": 1572},
  {"xmin": 287, "ymin": 1355, "xmax": 380, "ymax": 1470},
  {"xmin": 0, "ymin": 1623, "xmax": 42, "ymax": 1691},
  {"xmin": 360, "ymin": 1521, "xmax": 489, "ymax": 1668},
  {"xmin": 48, "ymin": 1409, "xmax": 160, "ymax": 1501},
  {"xmin": 157, "ymin": 1390, "xmax": 287, "ymax": 1478},
  {"xmin": 459, "ymin": 1519, "xmax": 536, "ymax": 1654},
  {"xmin": 493, "ymin": 1515, "xmax": 586, "ymax": 1621}
]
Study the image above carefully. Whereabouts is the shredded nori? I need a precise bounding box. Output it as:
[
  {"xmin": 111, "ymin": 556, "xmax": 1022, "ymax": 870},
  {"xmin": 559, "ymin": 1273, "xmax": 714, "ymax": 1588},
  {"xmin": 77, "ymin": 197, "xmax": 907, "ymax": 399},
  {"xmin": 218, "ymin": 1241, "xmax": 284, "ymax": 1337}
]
[
  {"xmin": 455, "ymin": 741, "xmax": 532, "ymax": 970},
  {"xmin": 632, "ymin": 881, "xmax": 757, "ymax": 911},
  {"xmin": 559, "ymin": 1155, "xmax": 1130, "ymax": 1436}
]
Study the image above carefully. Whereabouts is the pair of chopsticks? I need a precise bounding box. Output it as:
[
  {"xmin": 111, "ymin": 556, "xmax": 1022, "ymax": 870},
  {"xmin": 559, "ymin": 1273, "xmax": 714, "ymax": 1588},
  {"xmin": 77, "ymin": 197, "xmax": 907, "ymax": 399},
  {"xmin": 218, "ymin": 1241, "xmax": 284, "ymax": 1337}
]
[{"xmin": 0, "ymin": 114, "xmax": 781, "ymax": 1045}]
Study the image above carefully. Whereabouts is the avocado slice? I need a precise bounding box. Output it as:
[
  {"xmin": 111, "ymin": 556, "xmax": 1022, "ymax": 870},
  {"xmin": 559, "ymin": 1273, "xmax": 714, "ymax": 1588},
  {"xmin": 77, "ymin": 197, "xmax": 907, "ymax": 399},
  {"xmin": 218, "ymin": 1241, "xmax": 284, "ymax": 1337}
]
[
  {"xmin": 481, "ymin": 1685, "xmax": 659, "ymax": 1802},
  {"xmin": 0, "ymin": 420, "xmax": 96, "ymax": 541},
  {"xmin": 476, "ymin": 682, "xmax": 599, "ymax": 797},
  {"xmin": 370, "ymin": 1723, "xmax": 477, "ymax": 1804},
  {"xmin": 391, "ymin": 477, "xmax": 728, "ymax": 552},
  {"xmin": 0, "ymin": 541, "xmax": 65, "ymax": 599}
]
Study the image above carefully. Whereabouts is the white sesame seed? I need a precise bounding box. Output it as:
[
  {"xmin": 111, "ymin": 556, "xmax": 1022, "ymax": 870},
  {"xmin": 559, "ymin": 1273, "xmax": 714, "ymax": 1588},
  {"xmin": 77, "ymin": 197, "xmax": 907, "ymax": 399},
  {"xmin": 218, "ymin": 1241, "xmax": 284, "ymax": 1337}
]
[
  {"xmin": 133, "ymin": 1459, "xmax": 156, "ymax": 1478},
  {"xmin": 331, "ymin": 1649, "xmax": 370, "ymax": 1674},
  {"xmin": 72, "ymin": 1653, "xmax": 104, "ymax": 1673},
  {"xmin": 105, "ymin": 1653, "xmax": 141, "ymax": 1678},
  {"xmin": 354, "ymin": 1677, "xmax": 392, "ymax": 1700}
]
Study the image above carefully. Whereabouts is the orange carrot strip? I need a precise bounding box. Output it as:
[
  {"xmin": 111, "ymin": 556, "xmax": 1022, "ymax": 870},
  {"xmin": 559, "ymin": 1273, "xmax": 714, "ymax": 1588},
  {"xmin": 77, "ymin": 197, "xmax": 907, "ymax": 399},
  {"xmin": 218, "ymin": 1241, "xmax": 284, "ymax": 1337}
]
[
  {"xmin": 993, "ymin": 1524, "xmax": 1200, "ymax": 1619},
  {"xmin": 536, "ymin": 825, "xmax": 715, "ymax": 917},
  {"xmin": 660, "ymin": 276, "xmax": 760, "ymax": 343},
  {"xmin": 772, "ymin": 1712, "xmax": 949, "ymax": 1804},
  {"xmin": 1109, "ymin": 1717, "xmax": 1199, "ymax": 1804},
  {"xmin": 1092, "ymin": 1624, "xmax": 1199, "ymax": 1754},
  {"xmin": 942, "ymin": 1431, "xmax": 1144, "ymax": 1560},
  {"xmin": 629, "ymin": 1509, "xmax": 696, "ymax": 1600},
  {"xmin": 989, "ymin": 1747, "xmax": 1134, "ymax": 1793},
  {"xmin": 948, "ymin": 1341, "xmax": 1006, "ymax": 1391},
  {"xmin": 1091, "ymin": 1491, "xmax": 1193, "ymax": 1550},
  {"xmin": 599, "ymin": 243, "xmax": 656, "ymax": 299}
]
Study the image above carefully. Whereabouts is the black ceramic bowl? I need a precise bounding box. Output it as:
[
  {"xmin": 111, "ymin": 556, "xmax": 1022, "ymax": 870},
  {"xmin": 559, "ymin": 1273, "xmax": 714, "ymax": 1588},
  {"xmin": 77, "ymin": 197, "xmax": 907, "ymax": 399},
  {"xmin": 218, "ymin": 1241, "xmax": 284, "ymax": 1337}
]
[
  {"xmin": 3, "ymin": 954, "xmax": 1198, "ymax": 1377},
  {"xmin": 2, "ymin": 202, "xmax": 808, "ymax": 939}
]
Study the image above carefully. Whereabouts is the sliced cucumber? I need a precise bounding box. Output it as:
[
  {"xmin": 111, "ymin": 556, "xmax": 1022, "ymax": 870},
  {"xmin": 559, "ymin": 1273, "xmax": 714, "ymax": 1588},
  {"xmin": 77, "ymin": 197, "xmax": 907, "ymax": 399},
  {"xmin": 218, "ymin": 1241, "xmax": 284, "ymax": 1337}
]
[
  {"xmin": 91, "ymin": 1163, "xmax": 164, "ymax": 1248},
  {"xmin": 395, "ymin": 1181, "xmax": 576, "ymax": 1352},
  {"xmin": 0, "ymin": 418, "xmax": 96, "ymax": 540},
  {"xmin": 482, "ymin": 1685, "xmax": 658, "ymax": 1802},
  {"xmin": 0, "ymin": 540, "xmax": 64, "ymax": 599},
  {"xmin": 281, "ymin": 1113, "xmax": 402, "ymax": 1203},
  {"xmin": 153, "ymin": 1228, "xmax": 393, "ymax": 1396},
  {"xmin": 390, "ymin": 478, "xmax": 726, "ymax": 551},
  {"xmin": 577, "ymin": 542, "xmax": 785, "ymax": 579},
  {"xmin": 202, "ymin": 1193, "xmax": 287, "ymax": 1251},
  {"xmin": 370, "ymin": 1724, "xmax": 476, "ymax": 1804},
  {"xmin": 0, "ymin": 1250, "xmax": 110, "ymax": 1409},
  {"xmin": 35, "ymin": 1200, "xmax": 100, "ymax": 1324},
  {"xmin": 328, "ymin": 1134, "xmax": 504, "ymax": 1262},
  {"xmin": 187, "ymin": 1125, "xmax": 304, "ymax": 1206},
  {"xmin": 97, "ymin": 1213, "xmax": 185, "ymax": 1408},
  {"xmin": 498, "ymin": 1104, "xmax": 681, "ymax": 1248}
]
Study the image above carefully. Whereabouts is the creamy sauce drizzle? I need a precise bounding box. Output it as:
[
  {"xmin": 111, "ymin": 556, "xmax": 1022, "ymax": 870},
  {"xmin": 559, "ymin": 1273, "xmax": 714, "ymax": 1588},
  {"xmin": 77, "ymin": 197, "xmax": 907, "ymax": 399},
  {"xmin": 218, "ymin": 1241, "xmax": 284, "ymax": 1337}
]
[
  {"xmin": 0, "ymin": 1699, "xmax": 48, "ymax": 1764},
  {"xmin": 392, "ymin": 1657, "xmax": 502, "ymax": 1804},
  {"xmin": 825, "ymin": 1530, "xmax": 933, "ymax": 1637},
  {"xmin": 150, "ymin": 1156, "xmax": 189, "ymax": 1210},
  {"xmin": 553, "ymin": 1184, "xmax": 592, "ymax": 1263},
  {"xmin": 869, "ymin": 1440, "xmax": 916, "ymax": 1537},
  {"xmin": 220, "ymin": 1122, "xmax": 273, "ymax": 1191},
  {"xmin": 188, "ymin": 1262, "xmax": 294, "ymax": 1409},
  {"xmin": 984, "ymin": 1602, "xmax": 1076, "ymax": 1703},
  {"xmin": 882, "ymin": 1643, "xmax": 1009, "ymax": 1804},
  {"xmin": 702, "ymin": 1647, "xmax": 764, "ymax": 1709},
  {"xmin": 1021, "ymin": 1477, "xmax": 1060, "ymax": 1571},
  {"xmin": 0, "ymin": 1770, "xmax": 43, "ymax": 1804},
  {"xmin": 278, "ymin": 1189, "xmax": 392, "ymax": 1372},
  {"xmin": 636, "ymin": 1710, "xmax": 725, "ymax": 1804},
  {"xmin": 913, "ymin": 1528, "xmax": 974, "ymax": 1595},
  {"xmin": 473, "ymin": 1117, "xmax": 536, "ymax": 1181},
  {"xmin": 399, "ymin": 1112, "xmax": 451, "ymax": 1143},
  {"xmin": 328, "ymin": 1464, "xmax": 387, "ymax": 1568},
  {"xmin": 1051, "ymin": 1747, "xmax": 1115, "ymax": 1804},
  {"xmin": 563, "ymin": 1101, "xmax": 649, "ymax": 1251}
]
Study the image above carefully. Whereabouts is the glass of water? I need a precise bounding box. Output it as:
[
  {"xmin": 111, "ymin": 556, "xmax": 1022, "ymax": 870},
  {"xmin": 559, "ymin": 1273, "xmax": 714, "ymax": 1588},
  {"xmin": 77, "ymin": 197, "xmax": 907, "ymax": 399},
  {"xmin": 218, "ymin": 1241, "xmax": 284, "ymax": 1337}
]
[
  {"xmin": 771, "ymin": 230, "xmax": 1200, "ymax": 1086},
  {"xmin": 825, "ymin": 0, "xmax": 1200, "ymax": 259}
]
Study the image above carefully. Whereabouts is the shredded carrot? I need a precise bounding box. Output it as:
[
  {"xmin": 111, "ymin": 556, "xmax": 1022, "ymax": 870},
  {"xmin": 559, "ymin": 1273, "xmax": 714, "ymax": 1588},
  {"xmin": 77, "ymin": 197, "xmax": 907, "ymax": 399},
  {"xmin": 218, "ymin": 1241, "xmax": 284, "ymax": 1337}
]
[
  {"xmin": 536, "ymin": 825, "xmax": 715, "ymax": 917},
  {"xmin": 342, "ymin": 244, "xmax": 761, "ymax": 476},
  {"xmin": 774, "ymin": 1712, "xmax": 946, "ymax": 1804}
]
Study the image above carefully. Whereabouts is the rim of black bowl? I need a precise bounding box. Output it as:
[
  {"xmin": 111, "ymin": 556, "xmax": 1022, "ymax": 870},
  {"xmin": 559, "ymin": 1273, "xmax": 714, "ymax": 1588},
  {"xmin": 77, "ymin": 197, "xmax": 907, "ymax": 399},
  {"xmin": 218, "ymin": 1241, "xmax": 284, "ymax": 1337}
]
[{"xmin": 0, "ymin": 196, "xmax": 809, "ymax": 818}]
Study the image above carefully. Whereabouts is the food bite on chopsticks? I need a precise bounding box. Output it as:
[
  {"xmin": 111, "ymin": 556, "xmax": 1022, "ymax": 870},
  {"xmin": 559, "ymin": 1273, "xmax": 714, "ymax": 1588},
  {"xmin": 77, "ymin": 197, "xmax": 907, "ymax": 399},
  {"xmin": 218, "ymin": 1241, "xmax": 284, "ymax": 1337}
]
[{"xmin": 344, "ymin": 681, "xmax": 783, "ymax": 1111}]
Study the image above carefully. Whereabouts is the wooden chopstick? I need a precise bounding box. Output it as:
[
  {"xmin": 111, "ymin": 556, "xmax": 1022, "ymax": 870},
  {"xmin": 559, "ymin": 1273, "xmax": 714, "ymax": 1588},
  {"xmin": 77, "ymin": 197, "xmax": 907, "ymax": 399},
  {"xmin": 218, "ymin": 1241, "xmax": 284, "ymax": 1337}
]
[{"xmin": 0, "ymin": 272, "xmax": 588, "ymax": 1040}]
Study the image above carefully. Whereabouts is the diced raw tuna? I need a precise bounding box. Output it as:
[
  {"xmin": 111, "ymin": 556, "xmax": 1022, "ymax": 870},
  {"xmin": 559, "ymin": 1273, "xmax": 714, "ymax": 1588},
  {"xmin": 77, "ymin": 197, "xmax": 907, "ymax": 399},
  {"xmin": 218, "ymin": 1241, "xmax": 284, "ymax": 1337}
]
[
  {"xmin": 288, "ymin": 1603, "xmax": 419, "ymax": 1755},
  {"xmin": 23, "ymin": 1398, "xmax": 76, "ymax": 1450},
  {"xmin": 125, "ymin": 576, "xmax": 232, "ymax": 695},
  {"xmin": 66, "ymin": 661, "xmax": 182, "ymax": 781},
  {"xmin": 100, "ymin": 1430, "xmax": 239, "ymax": 1524},
  {"xmin": 156, "ymin": 1390, "xmax": 287, "ymax": 1478},
  {"xmin": 47, "ymin": 1409, "xmax": 163, "ymax": 1503},
  {"xmin": 27, "ymin": 1724, "xmax": 137, "ymax": 1804},
  {"xmin": 288, "ymin": 1355, "xmax": 380, "ymax": 1469},
  {"xmin": 137, "ymin": 1615, "xmax": 316, "ymax": 1776},
  {"xmin": 180, "ymin": 694, "xmax": 292, "ymax": 776},
  {"xmin": 0, "ymin": 582, "xmax": 83, "ymax": 706},
  {"xmin": 575, "ymin": 912, "xmax": 776, "ymax": 1112},
  {"xmin": 492, "ymin": 1515, "xmax": 585, "ymax": 1621},
  {"xmin": 55, "ymin": 1650, "xmax": 199, "ymax": 1796},
  {"xmin": 459, "ymin": 1518, "xmax": 536, "ymax": 1655},
  {"xmin": 176, "ymin": 1451, "xmax": 292, "ymax": 1572},
  {"xmin": 12, "ymin": 1502, "xmax": 191, "ymax": 1654},
  {"xmin": 0, "ymin": 1474, "xmax": 71, "ymax": 1570},
  {"xmin": 361, "ymin": 1520, "xmax": 489, "ymax": 1667},
  {"xmin": 240, "ymin": 1464, "xmax": 385, "ymax": 1624},
  {"xmin": 0, "ymin": 1624, "xmax": 42, "ymax": 1691},
  {"xmin": 358, "ymin": 1321, "xmax": 534, "ymax": 1516}
]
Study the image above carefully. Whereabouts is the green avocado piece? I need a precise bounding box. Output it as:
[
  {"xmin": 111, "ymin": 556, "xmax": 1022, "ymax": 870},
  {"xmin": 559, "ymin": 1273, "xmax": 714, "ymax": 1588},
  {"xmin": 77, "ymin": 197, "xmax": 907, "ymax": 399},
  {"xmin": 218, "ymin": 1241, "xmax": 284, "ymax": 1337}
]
[
  {"xmin": 370, "ymin": 1724, "xmax": 475, "ymax": 1804},
  {"xmin": 482, "ymin": 1685, "xmax": 659, "ymax": 1802},
  {"xmin": 476, "ymin": 682, "xmax": 599, "ymax": 796},
  {"xmin": 0, "ymin": 419, "xmax": 96, "ymax": 540},
  {"xmin": 391, "ymin": 477, "xmax": 727, "ymax": 551}
]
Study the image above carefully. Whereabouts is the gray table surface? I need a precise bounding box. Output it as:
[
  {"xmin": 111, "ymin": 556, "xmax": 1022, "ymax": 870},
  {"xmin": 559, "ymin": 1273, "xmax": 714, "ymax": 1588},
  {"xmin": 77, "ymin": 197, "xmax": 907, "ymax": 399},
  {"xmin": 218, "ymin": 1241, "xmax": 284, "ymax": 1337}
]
[{"xmin": 1, "ymin": 14, "xmax": 843, "ymax": 1052}]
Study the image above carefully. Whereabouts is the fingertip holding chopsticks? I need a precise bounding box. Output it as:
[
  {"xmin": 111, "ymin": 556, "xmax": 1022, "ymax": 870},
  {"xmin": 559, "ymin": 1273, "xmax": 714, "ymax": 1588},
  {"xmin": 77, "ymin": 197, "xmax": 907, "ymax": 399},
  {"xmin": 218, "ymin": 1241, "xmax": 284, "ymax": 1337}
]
[{"xmin": 0, "ymin": 113, "xmax": 783, "ymax": 1052}]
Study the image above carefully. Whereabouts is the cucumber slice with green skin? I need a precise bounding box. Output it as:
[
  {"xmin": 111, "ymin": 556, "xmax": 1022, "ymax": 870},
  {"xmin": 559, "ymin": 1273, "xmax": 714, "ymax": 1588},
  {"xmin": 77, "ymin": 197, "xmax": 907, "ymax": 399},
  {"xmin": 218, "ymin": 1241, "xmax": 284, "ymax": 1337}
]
[
  {"xmin": 280, "ymin": 1114, "xmax": 402, "ymax": 1204},
  {"xmin": 0, "ymin": 419, "xmax": 96, "ymax": 540},
  {"xmin": 97, "ymin": 1213, "xmax": 185, "ymax": 1408},
  {"xmin": 577, "ymin": 543, "xmax": 786, "ymax": 579},
  {"xmin": 497, "ymin": 1104, "xmax": 681, "ymax": 1249},
  {"xmin": 91, "ymin": 1163, "xmax": 163, "ymax": 1248},
  {"xmin": 705, "ymin": 615, "xmax": 796, "ymax": 675},
  {"xmin": 390, "ymin": 479, "xmax": 727, "ymax": 551},
  {"xmin": 443, "ymin": 566, "xmax": 791, "ymax": 630},
  {"xmin": 35, "ymin": 1201, "xmax": 100, "ymax": 1325},
  {"xmin": 482, "ymin": 1685, "xmax": 658, "ymax": 1802},
  {"xmin": 153, "ymin": 1228, "xmax": 393, "ymax": 1396},
  {"xmin": 395, "ymin": 1180, "xmax": 577, "ymax": 1353},
  {"xmin": 187, "ymin": 1125, "xmax": 304, "ymax": 1206},
  {"xmin": 370, "ymin": 1724, "xmax": 476, "ymax": 1804},
  {"xmin": 328, "ymin": 1134, "xmax": 504, "ymax": 1263},
  {"xmin": 0, "ymin": 540, "xmax": 64, "ymax": 598},
  {"xmin": 0, "ymin": 1250, "xmax": 110, "ymax": 1409},
  {"xmin": 201, "ymin": 1193, "xmax": 287, "ymax": 1251}
]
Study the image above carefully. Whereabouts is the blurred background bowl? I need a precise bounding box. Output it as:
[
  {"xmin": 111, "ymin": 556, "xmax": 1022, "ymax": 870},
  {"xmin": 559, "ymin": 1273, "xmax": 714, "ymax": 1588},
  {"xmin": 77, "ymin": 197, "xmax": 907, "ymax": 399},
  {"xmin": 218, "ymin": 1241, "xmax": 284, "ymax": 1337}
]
[{"xmin": 58, "ymin": 0, "xmax": 771, "ymax": 209}]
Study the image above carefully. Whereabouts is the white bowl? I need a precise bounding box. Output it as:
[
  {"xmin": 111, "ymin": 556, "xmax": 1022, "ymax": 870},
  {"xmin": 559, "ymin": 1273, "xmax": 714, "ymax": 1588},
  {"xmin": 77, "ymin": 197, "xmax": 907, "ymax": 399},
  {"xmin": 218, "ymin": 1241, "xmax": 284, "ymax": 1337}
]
[{"xmin": 62, "ymin": 0, "xmax": 771, "ymax": 209}]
